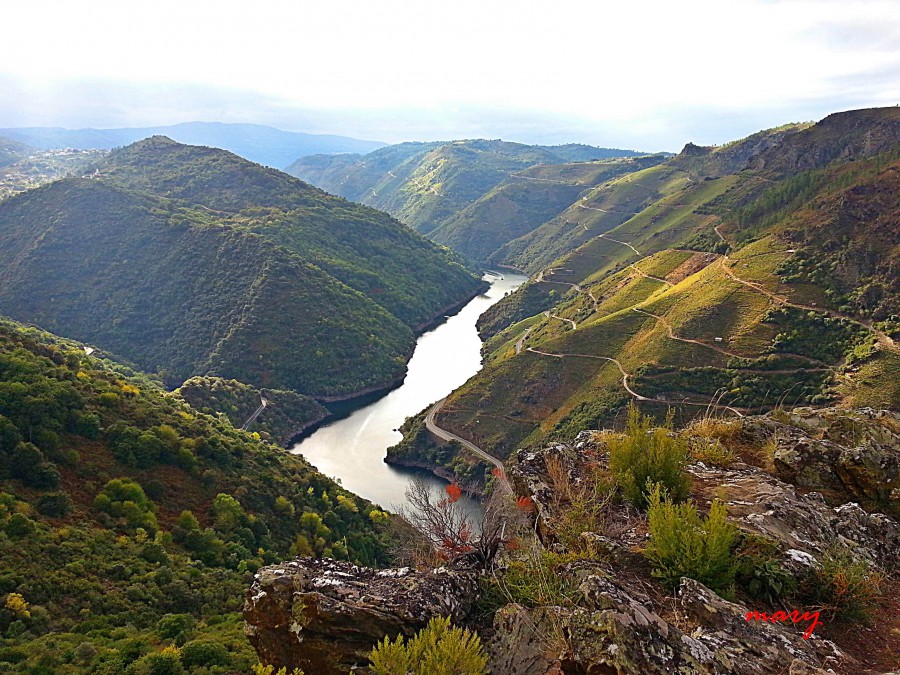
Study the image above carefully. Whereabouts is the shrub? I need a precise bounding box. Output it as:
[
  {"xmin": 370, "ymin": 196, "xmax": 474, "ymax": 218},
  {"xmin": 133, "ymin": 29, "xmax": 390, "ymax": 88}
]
[
  {"xmin": 36, "ymin": 492, "xmax": 73, "ymax": 517},
  {"xmin": 368, "ymin": 616, "xmax": 488, "ymax": 675},
  {"xmin": 155, "ymin": 613, "xmax": 195, "ymax": 643},
  {"xmin": 5, "ymin": 513, "xmax": 35, "ymax": 539},
  {"xmin": 126, "ymin": 648, "xmax": 183, "ymax": 675},
  {"xmin": 179, "ymin": 639, "xmax": 229, "ymax": 668},
  {"xmin": 608, "ymin": 404, "xmax": 690, "ymax": 507},
  {"xmin": 644, "ymin": 484, "xmax": 738, "ymax": 593},
  {"xmin": 496, "ymin": 549, "xmax": 584, "ymax": 608},
  {"xmin": 733, "ymin": 534, "xmax": 795, "ymax": 604},
  {"xmin": 806, "ymin": 545, "xmax": 883, "ymax": 622}
]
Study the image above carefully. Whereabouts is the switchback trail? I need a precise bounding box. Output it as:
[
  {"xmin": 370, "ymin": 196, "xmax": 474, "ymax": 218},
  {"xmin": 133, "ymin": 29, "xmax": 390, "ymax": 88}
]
[
  {"xmin": 426, "ymin": 398, "xmax": 512, "ymax": 494},
  {"xmin": 629, "ymin": 264, "xmax": 673, "ymax": 286},
  {"xmin": 714, "ymin": 224, "xmax": 895, "ymax": 350},
  {"xmin": 525, "ymin": 347, "xmax": 745, "ymax": 417}
]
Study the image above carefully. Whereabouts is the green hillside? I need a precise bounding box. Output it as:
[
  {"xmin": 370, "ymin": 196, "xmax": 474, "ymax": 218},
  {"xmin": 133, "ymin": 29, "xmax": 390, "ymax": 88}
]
[
  {"xmin": 0, "ymin": 137, "xmax": 485, "ymax": 399},
  {"xmin": 287, "ymin": 139, "xmax": 646, "ymax": 237},
  {"xmin": 489, "ymin": 124, "xmax": 808, "ymax": 274},
  {"xmin": 428, "ymin": 155, "xmax": 669, "ymax": 262},
  {"xmin": 0, "ymin": 316, "xmax": 394, "ymax": 672},
  {"xmin": 411, "ymin": 108, "xmax": 900, "ymax": 485},
  {"xmin": 0, "ymin": 137, "xmax": 32, "ymax": 168},
  {"xmin": 176, "ymin": 376, "xmax": 328, "ymax": 446}
]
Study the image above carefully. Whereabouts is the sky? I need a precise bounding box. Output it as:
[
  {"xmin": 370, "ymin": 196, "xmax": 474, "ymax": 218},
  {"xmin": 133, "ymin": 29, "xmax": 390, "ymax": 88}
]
[{"xmin": 3, "ymin": 0, "xmax": 900, "ymax": 151}]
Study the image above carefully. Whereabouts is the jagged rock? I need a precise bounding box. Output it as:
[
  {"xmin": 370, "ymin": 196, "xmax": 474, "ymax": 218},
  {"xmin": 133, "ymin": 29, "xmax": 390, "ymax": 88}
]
[
  {"xmin": 243, "ymin": 557, "xmax": 478, "ymax": 674},
  {"xmin": 511, "ymin": 444, "xmax": 591, "ymax": 541},
  {"xmin": 677, "ymin": 578, "xmax": 842, "ymax": 670},
  {"xmin": 488, "ymin": 604, "xmax": 570, "ymax": 675},
  {"xmin": 770, "ymin": 408, "xmax": 900, "ymax": 511},
  {"xmin": 689, "ymin": 461, "xmax": 899, "ymax": 570},
  {"xmin": 490, "ymin": 576, "xmax": 845, "ymax": 674}
]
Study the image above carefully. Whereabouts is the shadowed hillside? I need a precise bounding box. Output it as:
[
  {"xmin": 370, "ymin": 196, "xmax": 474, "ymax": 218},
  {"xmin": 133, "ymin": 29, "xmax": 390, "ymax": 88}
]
[{"xmin": 0, "ymin": 137, "xmax": 486, "ymax": 399}]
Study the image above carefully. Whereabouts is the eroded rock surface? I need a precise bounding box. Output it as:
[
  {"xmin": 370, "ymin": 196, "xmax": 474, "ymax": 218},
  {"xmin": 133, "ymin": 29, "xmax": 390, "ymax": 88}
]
[
  {"xmin": 488, "ymin": 576, "xmax": 844, "ymax": 674},
  {"xmin": 243, "ymin": 558, "xmax": 477, "ymax": 674}
]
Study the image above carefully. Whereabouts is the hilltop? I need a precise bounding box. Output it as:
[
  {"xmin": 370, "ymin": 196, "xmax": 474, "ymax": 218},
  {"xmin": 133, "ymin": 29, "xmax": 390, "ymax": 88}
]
[
  {"xmin": 0, "ymin": 122, "xmax": 385, "ymax": 169},
  {"xmin": 287, "ymin": 139, "xmax": 648, "ymax": 242},
  {"xmin": 0, "ymin": 136, "xmax": 486, "ymax": 401}
]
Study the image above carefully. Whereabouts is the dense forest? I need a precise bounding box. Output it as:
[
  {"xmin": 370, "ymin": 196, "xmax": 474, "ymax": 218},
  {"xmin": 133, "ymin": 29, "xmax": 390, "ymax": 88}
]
[
  {"xmin": 0, "ymin": 316, "xmax": 395, "ymax": 672},
  {"xmin": 0, "ymin": 137, "xmax": 485, "ymax": 399}
]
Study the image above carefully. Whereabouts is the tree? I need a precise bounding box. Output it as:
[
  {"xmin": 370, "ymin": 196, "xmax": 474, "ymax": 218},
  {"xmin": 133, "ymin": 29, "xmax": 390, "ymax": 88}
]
[{"xmin": 402, "ymin": 479, "xmax": 509, "ymax": 569}]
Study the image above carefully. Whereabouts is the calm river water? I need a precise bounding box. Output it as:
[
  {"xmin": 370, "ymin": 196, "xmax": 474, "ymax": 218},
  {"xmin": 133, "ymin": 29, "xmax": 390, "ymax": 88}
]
[{"xmin": 291, "ymin": 272, "xmax": 526, "ymax": 512}]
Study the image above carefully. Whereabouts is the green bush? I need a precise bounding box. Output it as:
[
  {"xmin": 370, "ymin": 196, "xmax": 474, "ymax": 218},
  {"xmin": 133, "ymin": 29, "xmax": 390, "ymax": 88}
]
[
  {"xmin": 644, "ymin": 484, "xmax": 738, "ymax": 593},
  {"xmin": 126, "ymin": 649, "xmax": 183, "ymax": 675},
  {"xmin": 733, "ymin": 534, "xmax": 795, "ymax": 604},
  {"xmin": 608, "ymin": 404, "xmax": 690, "ymax": 507},
  {"xmin": 179, "ymin": 639, "xmax": 229, "ymax": 668},
  {"xmin": 368, "ymin": 616, "xmax": 488, "ymax": 675},
  {"xmin": 806, "ymin": 545, "xmax": 883, "ymax": 622},
  {"xmin": 155, "ymin": 613, "xmax": 195, "ymax": 643},
  {"xmin": 5, "ymin": 513, "xmax": 35, "ymax": 539},
  {"xmin": 36, "ymin": 492, "xmax": 73, "ymax": 518}
]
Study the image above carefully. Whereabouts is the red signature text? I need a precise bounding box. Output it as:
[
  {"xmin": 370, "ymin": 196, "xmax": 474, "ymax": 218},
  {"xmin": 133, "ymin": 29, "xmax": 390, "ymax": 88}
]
[{"xmin": 745, "ymin": 609, "xmax": 823, "ymax": 639}]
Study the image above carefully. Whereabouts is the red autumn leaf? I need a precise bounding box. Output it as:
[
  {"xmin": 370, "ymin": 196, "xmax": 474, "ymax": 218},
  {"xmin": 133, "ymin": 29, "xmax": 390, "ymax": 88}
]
[
  {"xmin": 445, "ymin": 482, "xmax": 463, "ymax": 503},
  {"xmin": 516, "ymin": 496, "xmax": 536, "ymax": 513}
]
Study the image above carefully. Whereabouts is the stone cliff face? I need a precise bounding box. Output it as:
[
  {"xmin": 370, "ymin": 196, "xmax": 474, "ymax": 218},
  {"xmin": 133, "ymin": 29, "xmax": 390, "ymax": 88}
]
[
  {"xmin": 244, "ymin": 558, "xmax": 478, "ymax": 674},
  {"xmin": 245, "ymin": 408, "xmax": 898, "ymax": 674}
]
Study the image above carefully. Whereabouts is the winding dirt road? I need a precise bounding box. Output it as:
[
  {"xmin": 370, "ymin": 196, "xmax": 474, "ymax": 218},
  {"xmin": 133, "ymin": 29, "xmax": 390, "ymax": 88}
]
[
  {"xmin": 525, "ymin": 347, "xmax": 745, "ymax": 417},
  {"xmin": 425, "ymin": 398, "xmax": 512, "ymax": 493}
]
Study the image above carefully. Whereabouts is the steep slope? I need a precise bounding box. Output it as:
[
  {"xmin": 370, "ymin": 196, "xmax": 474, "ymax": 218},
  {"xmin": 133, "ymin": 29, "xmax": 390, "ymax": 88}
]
[
  {"xmin": 490, "ymin": 123, "xmax": 808, "ymax": 274},
  {"xmin": 0, "ymin": 315, "xmax": 394, "ymax": 671},
  {"xmin": 0, "ymin": 137, "xmax": 485, "ymax": 399},
  {"xmin": 0, "ymin": 136, "xmax": 32, "ymax": 167},
  {"xmin": 0, "ymin": 121, "xmax": 385, "ymax": 168},
  {"xmin": 287, "ymin": 139, "xmax": 645, "ymax": 236},
  {"xmin": 404, "ymin": 109, "xmax": 900, "ymax": 480},
  {"xmin": 428, "ymin": 155, "xmax": 669, "ymax": 262}
]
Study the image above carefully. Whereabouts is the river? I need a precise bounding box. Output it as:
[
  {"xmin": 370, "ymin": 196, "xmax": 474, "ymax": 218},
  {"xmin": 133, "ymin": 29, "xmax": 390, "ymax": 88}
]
[{"xmin": 291, "ymin": 272, "xmax": 527, "ymax": 513}]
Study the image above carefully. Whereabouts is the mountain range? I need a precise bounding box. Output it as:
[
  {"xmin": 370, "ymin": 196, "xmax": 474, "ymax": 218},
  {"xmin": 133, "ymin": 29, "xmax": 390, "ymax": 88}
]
[
  {"xmin": 0, "ymin": 122, "xmax": 385, "ymax": 168},
  {"xmin": 390, "ymin": 107, "xmax": 900, "ymax": 480},
  {"xmin": 0, "ymin": 136, "xmax": 485, "ymax": 402},
  {"xmin": 287, "ymin": 139, "xmax": 650, "ymax": 248}
]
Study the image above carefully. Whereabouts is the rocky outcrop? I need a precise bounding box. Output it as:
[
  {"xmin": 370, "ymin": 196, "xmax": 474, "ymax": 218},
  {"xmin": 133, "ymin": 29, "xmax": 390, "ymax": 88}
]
[
  {"xmin": 243, "ymin": 558, "xmax": 478, "ymax": 674},
  {"xmin": 488, "ymin": 576, "xmax": 846, "ymax": 674},
  {"xmin": 747, "ymin": 107, "xmax": 900, "ymax": 175},
  {"xmin": 768, "ymin": 408, "xmax": 899, "ymax": 513}
]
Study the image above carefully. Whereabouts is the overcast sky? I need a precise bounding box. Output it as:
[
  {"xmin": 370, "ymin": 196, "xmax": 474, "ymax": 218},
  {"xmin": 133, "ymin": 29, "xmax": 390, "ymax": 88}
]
[{"xmin": 3, "ymin": 0, "xmax": 899, "ymax": 150}]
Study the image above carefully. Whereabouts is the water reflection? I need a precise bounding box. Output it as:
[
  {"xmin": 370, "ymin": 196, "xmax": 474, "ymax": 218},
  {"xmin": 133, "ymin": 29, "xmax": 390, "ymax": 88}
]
[{"xmin": 291, "ymin": 273, "xmax": 526, "ymax": 515}]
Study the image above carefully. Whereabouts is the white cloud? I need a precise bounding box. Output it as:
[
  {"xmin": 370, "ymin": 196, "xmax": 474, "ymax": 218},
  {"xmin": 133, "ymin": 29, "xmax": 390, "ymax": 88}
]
[{"xmin": 3, "ymin": 0, "xmax": 899, "ymax": 148}]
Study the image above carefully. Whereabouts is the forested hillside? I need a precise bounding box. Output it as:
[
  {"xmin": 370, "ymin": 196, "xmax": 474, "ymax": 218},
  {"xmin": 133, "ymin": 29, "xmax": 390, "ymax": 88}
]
[
  {"xmin": 0, "ymin": 316, "xmax": 394, "ymax": 672},
  {"xmin": 287, "ymin": 139, "xmax": 646, "ymax": 240},
  {"xmin": 0, "ymin": 137, "xmax": 485, "ymax": 399}
]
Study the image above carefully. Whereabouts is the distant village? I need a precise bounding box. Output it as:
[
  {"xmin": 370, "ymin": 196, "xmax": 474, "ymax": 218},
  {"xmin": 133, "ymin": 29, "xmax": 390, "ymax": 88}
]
[{"xmin": 0, "ymin": 148, "xmax": 108, "ymax": 201}]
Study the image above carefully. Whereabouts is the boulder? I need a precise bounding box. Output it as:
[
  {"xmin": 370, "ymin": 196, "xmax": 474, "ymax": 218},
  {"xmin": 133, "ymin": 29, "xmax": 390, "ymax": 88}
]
[
  {"xmin": 488, "ymin": 576, "xmax": 846, "ymax": 674},
  {"xmin": 243, "ymin": 557, "xmax": 478, "ymax": 674},
  {"xmin": 768, "ymin": 407, "xmax": 900, "ymax": 512}
]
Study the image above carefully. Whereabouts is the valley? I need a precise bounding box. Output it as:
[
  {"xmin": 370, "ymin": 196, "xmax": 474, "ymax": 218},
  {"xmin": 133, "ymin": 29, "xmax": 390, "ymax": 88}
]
[{"xmin": 0, "ymin": 105, "xmax": 897, "ymax": 675}]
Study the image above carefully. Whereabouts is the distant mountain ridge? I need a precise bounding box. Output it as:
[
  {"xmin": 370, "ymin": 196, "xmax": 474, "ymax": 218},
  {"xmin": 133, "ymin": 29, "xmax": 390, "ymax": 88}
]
[
  {"xmin": 287, "ymin": 139, "xmax": 649, "ymax": 244},
  {"xmin": 0, "ymin": 135, "xmax": 33, "ymax": 167},
  {"xmin": 0, "ymin": 136, "xmax": 485, "ymax": 400},
  {"xmin": 0, "ymin": 122, "xmax": 386, "ymax": 168}
]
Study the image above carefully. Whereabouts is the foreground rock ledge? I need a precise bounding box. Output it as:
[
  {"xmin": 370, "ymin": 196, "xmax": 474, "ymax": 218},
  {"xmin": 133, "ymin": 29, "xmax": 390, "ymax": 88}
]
[{"xmin": 243, "ymin": 557, "xmax": 478, "ymax": 674}]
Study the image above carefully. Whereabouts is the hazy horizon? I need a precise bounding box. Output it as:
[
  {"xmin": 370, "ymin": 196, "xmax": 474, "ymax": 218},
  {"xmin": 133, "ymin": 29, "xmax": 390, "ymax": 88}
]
[{"xmin": 4, "ymin": 0, "xmax": 899, "ymax": 152}]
